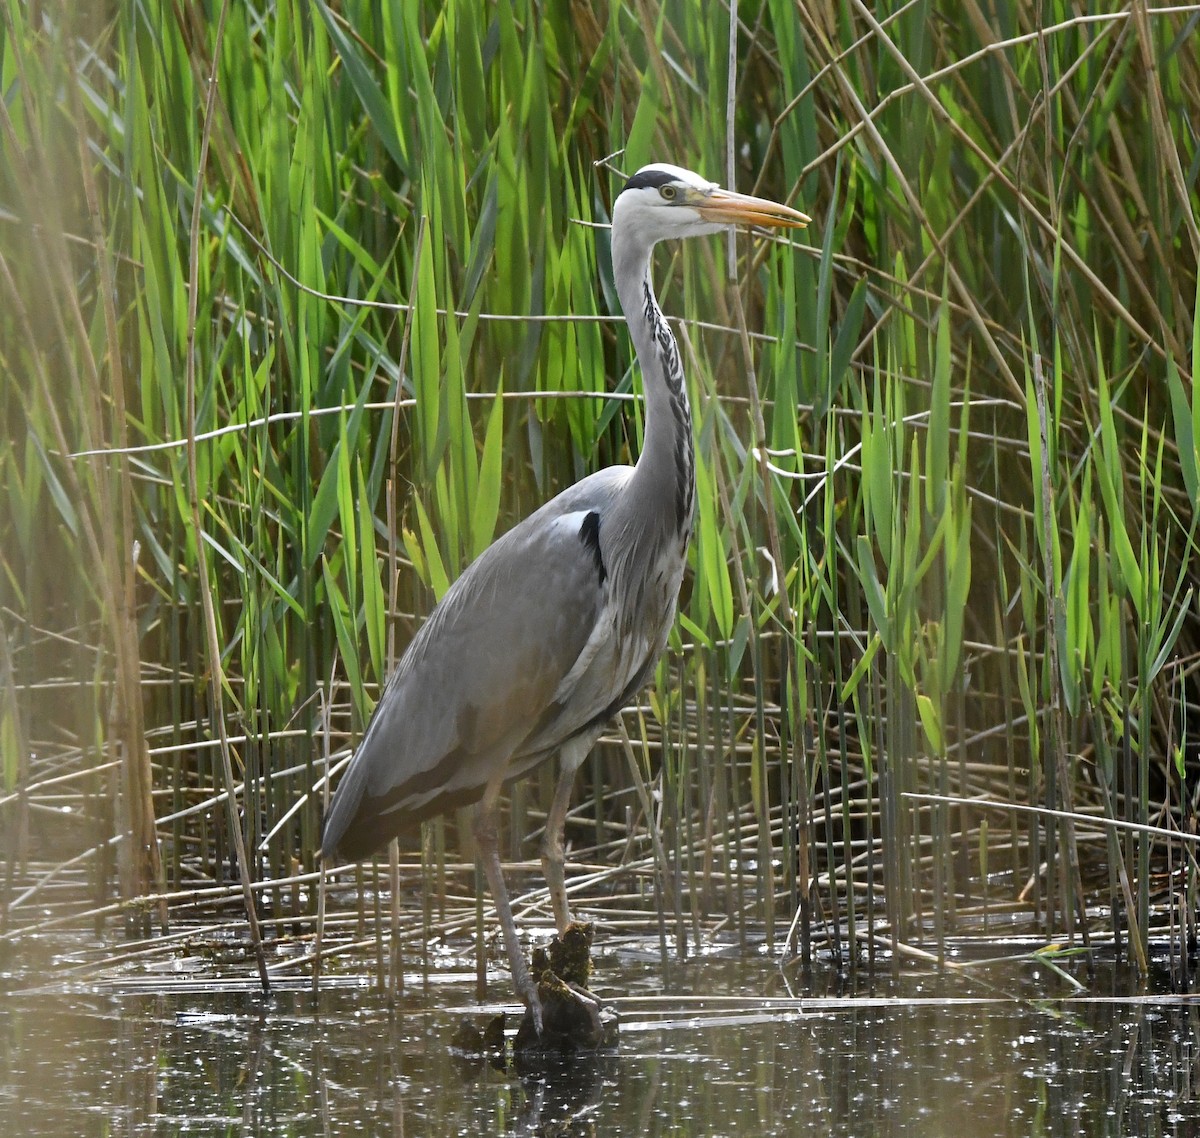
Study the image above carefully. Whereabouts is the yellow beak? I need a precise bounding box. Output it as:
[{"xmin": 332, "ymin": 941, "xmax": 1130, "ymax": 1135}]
[{"xmin": 695, "ymin": 187, "xmax": 811, "ymax": 229}]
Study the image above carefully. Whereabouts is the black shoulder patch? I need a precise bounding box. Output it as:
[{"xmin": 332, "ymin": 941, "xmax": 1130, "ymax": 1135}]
[
  {"xmin": 622, "ymin": 167, "xmax": 678, "ymax": 193},
  {"xmin": 578, "ymin": 511, "xmax": 607, "ymax": 586}
]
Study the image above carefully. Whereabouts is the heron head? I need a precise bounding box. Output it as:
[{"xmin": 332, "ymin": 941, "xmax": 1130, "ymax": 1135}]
[{"xmin": 613, "ymin": 163, "xmax": 810, "ymax": 243}]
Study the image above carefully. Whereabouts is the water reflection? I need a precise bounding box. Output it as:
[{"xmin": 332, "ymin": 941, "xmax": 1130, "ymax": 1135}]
[{"xmin": 4, "ymin": 953, "xmax": 1200, "ymax": 1135}]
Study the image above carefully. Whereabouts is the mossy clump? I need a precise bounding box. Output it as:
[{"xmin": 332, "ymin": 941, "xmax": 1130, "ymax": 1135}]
[{"xmin": 514, "ymin": 922, "xmax": 617, "ymax": 1056}]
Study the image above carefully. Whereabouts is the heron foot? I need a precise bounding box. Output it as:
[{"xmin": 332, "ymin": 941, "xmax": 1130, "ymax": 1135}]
[{"xmin": 514, "ymin": 969, "xmax": 545, "ymax": 1037}]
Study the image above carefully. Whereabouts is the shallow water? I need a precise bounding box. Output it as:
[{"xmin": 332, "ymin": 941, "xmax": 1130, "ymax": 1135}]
[{"xmin": 3, "ymin": 944, "xmax": 1200, "ymax": 1136}]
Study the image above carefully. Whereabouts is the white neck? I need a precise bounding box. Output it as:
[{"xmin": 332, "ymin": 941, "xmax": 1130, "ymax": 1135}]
[{"xmin": 611, "ymin": 229, "xmax": 694, "ymax": 536}]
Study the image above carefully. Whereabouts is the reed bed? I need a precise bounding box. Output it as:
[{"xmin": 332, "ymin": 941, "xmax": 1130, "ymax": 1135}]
[{"xmin": 1, "ymin": 0, "xmax": 1198, "ymax": 990}]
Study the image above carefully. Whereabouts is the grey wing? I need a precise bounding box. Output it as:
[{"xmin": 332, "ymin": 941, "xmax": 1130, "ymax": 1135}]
[{"xmin": 321, "ymin": 475, "xmax": 629, "ymax": 861}]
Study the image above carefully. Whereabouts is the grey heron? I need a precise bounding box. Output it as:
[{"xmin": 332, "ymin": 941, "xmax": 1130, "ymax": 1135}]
[{"xmin": 321, "ymin": 163, "xmax": 808, "ymax": 1033}]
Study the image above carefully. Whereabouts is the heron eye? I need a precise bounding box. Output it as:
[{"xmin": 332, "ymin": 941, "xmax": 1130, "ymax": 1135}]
[{"xmin": 659, "ymin": 185, "xmax": 677, "ymax": 201}]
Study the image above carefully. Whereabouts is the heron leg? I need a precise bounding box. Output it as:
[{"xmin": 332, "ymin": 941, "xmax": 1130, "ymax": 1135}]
[
  {"xmin": 473, "ymin": 801, "xmax": 543, "ymax": 1035},
  {"xmin": 541, "ymin": 736, "xmax": 592, "ymax": 935}
]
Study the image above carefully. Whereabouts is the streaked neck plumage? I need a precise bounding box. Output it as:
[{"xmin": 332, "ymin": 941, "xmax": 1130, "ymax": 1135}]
[{"xmin": 611, "ymin": 227, "xmax": 695, "ymax": 540}]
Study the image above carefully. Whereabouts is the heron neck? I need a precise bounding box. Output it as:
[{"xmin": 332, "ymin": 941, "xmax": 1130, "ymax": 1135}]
[{"xmin": 612, "ymin": 235, "xmax": 695, "ymax": 536}]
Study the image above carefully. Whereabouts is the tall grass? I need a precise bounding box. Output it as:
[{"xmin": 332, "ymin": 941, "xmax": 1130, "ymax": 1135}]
[{"xmin": 1, "ymin": 0, "xmax": 1198, "ymax": 979}]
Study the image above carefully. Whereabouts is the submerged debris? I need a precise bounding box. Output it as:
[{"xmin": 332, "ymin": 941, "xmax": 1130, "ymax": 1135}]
[
  {"xmin": 449, "ymin": 1018, "xmax": 485, "ymax": 1055},
  {"xmin": 449, "ymin": 1014, "xmax": 508, "ymax": 1079},
  {"xmin": 481, "ymin": 1010, "xmax": 507, "ymax": 1054}
]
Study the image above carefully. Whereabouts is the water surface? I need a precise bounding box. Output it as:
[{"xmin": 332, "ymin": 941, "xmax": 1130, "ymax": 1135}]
[{"xmin": 3, "ymin": 942, "xmax": 1199, "ymax": 1135}]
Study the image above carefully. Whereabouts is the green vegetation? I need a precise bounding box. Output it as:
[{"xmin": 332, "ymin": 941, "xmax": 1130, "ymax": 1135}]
[{"xmin": 1, "ymin": 0, "xmax": 1197, "ymax": 979}]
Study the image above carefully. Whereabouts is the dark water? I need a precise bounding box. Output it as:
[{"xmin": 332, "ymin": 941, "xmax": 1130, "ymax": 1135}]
[{"xmin": 3, "ymin": 944, "xmax": 1200, "ymax": 1136}]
